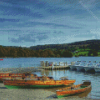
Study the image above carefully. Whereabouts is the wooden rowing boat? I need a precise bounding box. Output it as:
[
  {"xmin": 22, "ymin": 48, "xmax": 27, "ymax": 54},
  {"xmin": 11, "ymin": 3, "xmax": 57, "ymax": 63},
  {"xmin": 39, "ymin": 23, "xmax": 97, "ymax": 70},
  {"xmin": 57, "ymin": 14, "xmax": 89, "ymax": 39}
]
[
  {"xmin": 3, "ymin": 76, "xmax": 75, "ymax": 89},
  {"xmin": 0, "ymin": 73, "xmax": 31, "ymax": 82},
  {"xmin": 56, "ymin": 80, "xmax": 91, "ymax": 98}
]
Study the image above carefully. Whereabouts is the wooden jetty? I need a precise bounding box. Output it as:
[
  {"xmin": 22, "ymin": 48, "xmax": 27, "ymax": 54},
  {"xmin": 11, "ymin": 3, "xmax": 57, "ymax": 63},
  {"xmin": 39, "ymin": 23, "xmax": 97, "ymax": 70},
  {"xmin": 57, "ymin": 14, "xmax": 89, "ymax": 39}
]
[
  {"xmin": 41, "ymin": 66, "xmax": 70, "ymax": 70},
  {"xmin": 40, "ymin": 61, "xmax": 70, "ymax": 70}
]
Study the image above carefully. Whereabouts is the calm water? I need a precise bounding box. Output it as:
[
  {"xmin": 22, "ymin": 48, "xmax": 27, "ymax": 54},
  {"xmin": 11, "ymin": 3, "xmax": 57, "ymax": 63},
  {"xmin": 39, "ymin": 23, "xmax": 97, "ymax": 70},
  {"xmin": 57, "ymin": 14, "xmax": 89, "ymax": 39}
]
[{"xmin": 0, "ymin": 57, "xmax": 100, "ymax": 99}]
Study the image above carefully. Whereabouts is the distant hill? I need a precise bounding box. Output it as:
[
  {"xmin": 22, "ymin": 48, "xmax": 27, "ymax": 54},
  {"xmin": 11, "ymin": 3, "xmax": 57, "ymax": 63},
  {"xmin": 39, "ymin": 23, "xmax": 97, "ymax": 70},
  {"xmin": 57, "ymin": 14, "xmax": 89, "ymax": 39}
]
[
  {"xmin": 30, "ymin": 39, "xmax": 100, "ymax": 51},
  {"xmin": 67, "ymin": 39, "xmax": 100, "ymax": 45},
  {"xmin": 0, "ymin": 39, "xmax": 100, "ymax": 57}
]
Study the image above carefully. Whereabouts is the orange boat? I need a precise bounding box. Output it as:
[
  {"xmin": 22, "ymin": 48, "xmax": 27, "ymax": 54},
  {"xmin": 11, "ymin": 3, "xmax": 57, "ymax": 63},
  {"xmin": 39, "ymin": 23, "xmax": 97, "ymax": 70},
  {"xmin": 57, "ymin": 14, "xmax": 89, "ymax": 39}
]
[
  {"xmin": 0, "ymin": 73, "xmax": 31, "ymax": 82},
  {"xmin": 3, "ymin": 76, "xmax": 75, "ymax": 89},
  {"xmin": 56, "ymin": 80, "xmax": 91, "ymax": 98}
]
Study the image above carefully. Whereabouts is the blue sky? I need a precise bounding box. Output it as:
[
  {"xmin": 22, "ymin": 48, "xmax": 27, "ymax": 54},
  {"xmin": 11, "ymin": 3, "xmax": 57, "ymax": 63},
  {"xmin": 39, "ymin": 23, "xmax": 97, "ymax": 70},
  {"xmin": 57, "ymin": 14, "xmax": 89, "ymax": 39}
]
[{"xmin": 0, "ymin": 0, "xmax": 100, "ymax": 47}]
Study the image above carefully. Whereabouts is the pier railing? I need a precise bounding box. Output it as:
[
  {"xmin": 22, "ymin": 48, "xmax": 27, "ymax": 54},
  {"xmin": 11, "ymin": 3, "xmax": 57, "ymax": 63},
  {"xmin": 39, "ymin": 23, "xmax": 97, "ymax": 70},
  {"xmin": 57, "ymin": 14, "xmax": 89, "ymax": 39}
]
[{"xmin": 40, "ymin": 61, "xmax": 70, "ymax": 70}]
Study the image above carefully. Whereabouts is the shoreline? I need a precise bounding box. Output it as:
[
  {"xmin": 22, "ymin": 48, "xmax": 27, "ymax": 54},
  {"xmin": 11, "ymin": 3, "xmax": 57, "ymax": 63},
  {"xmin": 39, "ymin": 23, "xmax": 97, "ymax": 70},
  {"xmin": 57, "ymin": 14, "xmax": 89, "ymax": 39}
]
[
  {"xmin": 0, "ymin": 83, "xmax": 96, "ymax": 100},
  {"xmin": 0, "ymin": 68, "xmax": 98, "ymax": 100},
  {"xmin": 0, "ymin": 67, "xmax": 42, "ymax": 74}
]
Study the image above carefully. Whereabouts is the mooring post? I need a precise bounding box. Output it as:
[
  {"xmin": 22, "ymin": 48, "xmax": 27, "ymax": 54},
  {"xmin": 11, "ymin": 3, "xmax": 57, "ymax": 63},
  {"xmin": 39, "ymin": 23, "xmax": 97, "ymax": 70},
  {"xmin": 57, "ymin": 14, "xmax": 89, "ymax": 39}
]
[
  {"xmin": 40, "ymin": 61, "xmax": 45, "ymax": 67},
  {"xmin": 66, "ymin": 62, "xmax": 67, "ymax": 66},
  {"xmin": 52, "ymin": 62, "xmax": 54, "ymax": 70},
  {"xmin": 45, "ymin": 61, "xmax": 48, "ymax": 67},
  {"xmin": 71, "ymin": 62, "xmax": 75, "ymax": 65},
  {"xmin": 59, "ymin": 62, "xmax": 60, "ymax": 66},
  {"xmin": 55, "ymin": 62, "xmax": 57, "ymax": 66},
  {"xmin": 64, "ymin": 62, "xmax": 65, "ymax": 66}
]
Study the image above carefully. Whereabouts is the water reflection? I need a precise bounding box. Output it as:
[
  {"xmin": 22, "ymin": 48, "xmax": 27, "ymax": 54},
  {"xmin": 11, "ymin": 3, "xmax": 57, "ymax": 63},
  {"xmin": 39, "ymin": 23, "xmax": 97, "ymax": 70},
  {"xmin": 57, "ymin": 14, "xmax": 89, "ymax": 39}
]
[
  {"xmin": 43, "ymin": 69, "xmax": 69, "ymax": 80},
  {"xmin": 34, "ymin": 69, "xmax": 100, "ymax": 99},
  {"xmin": 35, "ymin": 68, "xmax": 100, "ymax": 80}
]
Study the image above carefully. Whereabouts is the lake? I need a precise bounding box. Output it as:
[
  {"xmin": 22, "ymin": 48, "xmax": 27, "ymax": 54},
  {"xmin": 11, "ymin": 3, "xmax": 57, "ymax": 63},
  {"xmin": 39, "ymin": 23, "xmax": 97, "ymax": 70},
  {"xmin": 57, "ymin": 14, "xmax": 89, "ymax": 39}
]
[{"xmin": 0, "ymin": 57, "xmax": 100, "ymax": 99}]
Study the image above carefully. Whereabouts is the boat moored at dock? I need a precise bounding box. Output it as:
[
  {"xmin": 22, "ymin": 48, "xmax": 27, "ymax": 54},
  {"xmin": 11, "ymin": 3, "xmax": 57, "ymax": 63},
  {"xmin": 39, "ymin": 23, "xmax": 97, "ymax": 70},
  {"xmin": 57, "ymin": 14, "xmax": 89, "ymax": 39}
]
[
  {"xmin": 69, "ymin": 61, "xmax": 100, "ymax": 73},
  {"xmin": 69, "ymin": 61, "xmax": 85, "ymax": 71},
  {"xmin": 93, "ymin": 64, "xmax": 100, "ymax": 73}
]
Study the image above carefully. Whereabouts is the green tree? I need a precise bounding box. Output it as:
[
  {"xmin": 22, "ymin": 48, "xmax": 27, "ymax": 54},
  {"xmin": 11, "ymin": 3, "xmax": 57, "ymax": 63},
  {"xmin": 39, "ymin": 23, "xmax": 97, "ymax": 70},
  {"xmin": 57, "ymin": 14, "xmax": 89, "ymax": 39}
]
[
  {"xmin": 0, "ymin": 47, "xmax": 5, "ymax": 57},
  {"xmin": 92, "ymin": 50, "xmax": 98, "ymax": 56},
  {"xmin": 62, "ymin": 50, "xmax": 73, "ymax": 57},
  {"xmin": 88, "ymin": 50, "xmax": 92, "ymax": 56}
]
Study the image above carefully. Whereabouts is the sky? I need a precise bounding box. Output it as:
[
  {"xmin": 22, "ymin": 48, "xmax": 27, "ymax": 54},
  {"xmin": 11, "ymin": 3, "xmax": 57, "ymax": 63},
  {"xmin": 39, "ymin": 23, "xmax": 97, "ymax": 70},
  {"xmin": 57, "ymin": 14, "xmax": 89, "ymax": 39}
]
[{"xmin": 0, "ymin": 0, "xmax": 100, "ymax": 47}]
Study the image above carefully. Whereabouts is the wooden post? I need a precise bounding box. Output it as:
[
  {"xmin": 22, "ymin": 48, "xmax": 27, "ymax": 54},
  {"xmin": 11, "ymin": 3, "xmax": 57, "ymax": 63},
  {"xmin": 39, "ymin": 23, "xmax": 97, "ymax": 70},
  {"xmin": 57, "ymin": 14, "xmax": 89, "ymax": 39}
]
[
  {"xmin": 51, "ymin": 62, "xmax": 53, "ymax": 66},
  {"xmin": 51, "ymin": 62, "xmax": 54, "ymax": 70},
  {"xmin": 40, "ymin": 61, "xmax": 45, "ymax": 67},
  {"xmin": 55, "ymin": 62, "xmax": 57, "ymax": 66},
  {"xmin": 71, "ymin": 62, "xmax": 75, "ymax": 65},
  {"xmin": 45, "ymin": 61, "xmax": 48, "ymax": 67},
  {"xmin": 59, "ymin": 62, "xmax": 60, "ymax": 66},
  {"xmin": 64, "ymin": 62, "xmax": 65, "ymax": 66},
  {"xmin": 66, "ymin": 62, "xmax": 67, "ymax": 66}
]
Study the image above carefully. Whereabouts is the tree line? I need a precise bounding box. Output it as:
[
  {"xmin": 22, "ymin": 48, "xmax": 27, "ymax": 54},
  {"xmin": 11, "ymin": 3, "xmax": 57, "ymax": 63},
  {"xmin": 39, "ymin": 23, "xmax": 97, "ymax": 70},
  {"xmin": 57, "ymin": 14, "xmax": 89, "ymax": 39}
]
[
  {"xmin": 0, "ymin": 46, "xmax": 73, "ymax": 57},
  {"xmin": 0, "ymin": 39, "xmax": 100, "ymax": 58}
]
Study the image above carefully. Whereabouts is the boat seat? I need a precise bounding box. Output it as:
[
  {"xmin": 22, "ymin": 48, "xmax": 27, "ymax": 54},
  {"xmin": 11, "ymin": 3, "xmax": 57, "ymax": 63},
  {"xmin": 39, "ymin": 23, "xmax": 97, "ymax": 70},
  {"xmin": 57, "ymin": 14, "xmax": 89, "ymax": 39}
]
[{"xmin": 81, "ymin": 86, "xmax": 87, "ymax": 88}]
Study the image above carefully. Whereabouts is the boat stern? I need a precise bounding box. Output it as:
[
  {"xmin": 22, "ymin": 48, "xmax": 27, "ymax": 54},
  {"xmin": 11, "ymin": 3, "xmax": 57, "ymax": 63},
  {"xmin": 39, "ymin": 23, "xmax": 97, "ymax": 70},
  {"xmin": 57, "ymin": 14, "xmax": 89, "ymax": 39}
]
[{"xmin": 63, "ymin": 80, "xmax": 76, "ymax": 86}]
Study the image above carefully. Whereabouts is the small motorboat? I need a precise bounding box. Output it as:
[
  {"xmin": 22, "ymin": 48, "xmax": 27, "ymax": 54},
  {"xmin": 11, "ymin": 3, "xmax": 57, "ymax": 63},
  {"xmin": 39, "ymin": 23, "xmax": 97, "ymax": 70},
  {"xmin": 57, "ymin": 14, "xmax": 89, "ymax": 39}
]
[{"xmin": 56, "ymin": 80, "xmax": 91, "ymax": 98}]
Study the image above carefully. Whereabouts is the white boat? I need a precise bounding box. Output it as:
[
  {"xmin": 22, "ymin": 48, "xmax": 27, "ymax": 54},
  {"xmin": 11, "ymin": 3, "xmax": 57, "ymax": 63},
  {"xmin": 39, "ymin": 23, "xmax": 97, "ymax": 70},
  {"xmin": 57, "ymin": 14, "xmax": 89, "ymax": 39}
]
[
  {"xmin": 76, "ymin": 65, "xmax": 85, "ymax": 71},
  {"xmin": 76, "ymin": 62, "xmax": 86, "ymax": 71},
  {"xmin": 69, "ymin": 62, "xmax": 78, "ymax": 70},
  {"xmin": 84, "ymin": 63, "xmax": 95, "ymax": 72},
  {"xmin": 94, "ymin": 63, "xmax": 100, "ymax": 73},
  {"xmin": 70, "ymin": 61, "xmax": 85, "ymax": 71}
]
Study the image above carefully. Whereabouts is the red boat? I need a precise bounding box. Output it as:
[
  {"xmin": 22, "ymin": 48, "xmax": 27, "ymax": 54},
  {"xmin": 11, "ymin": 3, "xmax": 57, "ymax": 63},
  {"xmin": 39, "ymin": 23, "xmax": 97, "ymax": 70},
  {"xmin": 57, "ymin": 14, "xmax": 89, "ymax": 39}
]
[{"xmin": 0, "ymin": 59, "xmax": 3, "ymax": 61}]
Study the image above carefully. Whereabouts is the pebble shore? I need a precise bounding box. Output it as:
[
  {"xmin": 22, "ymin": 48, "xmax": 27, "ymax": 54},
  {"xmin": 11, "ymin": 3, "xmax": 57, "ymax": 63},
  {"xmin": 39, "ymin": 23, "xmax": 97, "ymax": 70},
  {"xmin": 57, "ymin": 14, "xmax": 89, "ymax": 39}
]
[
  {"xmin": 0, "ymin": 83, "xmax": 94, "ymax": 100},
  {"xmin": 0, "ymin": 67, "xmax": 42, "ymax": 73},
  {"xmin": 0, "ymin": 67, "xmax": 96, "ymax": 100}
]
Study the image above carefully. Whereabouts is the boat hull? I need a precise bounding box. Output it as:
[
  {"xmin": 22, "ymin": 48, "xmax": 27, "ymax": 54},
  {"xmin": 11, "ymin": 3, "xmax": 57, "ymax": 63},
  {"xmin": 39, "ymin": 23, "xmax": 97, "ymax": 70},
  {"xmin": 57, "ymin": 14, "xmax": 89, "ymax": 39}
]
[
  {"xmin": 0, "ymin": 73, "xmax": 26, "ymax": 82},
  {"xmin": 56, "ymin": 81, "xmax": 91, "ymax": 98},
  {"xmin": 76, "ymin": 66, "xmax": 85, "ymax": 71},
  {"xmin": 94, "ymin": 67, "xmax": 100, "ymax": 73},
  {"xmin": 69, "ymin": 65, "xmax": 77, "ymax": 70},
  {"xmin": 5, "ymin": 84, "xmax": 66, "ymax": 89},
  {"xmin": 84, "ymin": 67, "xmax": 95, "ymax": 73},
  {"xmin": 4, "ymin": 80, "xmax": 75, "ymax": 89},
  {"xmin": 57, "ymin": 87, "xmax": 88, "ymax": 98}
]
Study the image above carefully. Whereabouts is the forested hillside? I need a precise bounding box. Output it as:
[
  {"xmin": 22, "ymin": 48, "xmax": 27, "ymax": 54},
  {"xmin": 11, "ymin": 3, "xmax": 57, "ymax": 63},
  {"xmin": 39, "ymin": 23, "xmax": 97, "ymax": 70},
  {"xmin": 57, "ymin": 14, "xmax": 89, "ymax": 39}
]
[{"xmin": 0, "ymin": 39, "xmax": 100, "ymax": 57}]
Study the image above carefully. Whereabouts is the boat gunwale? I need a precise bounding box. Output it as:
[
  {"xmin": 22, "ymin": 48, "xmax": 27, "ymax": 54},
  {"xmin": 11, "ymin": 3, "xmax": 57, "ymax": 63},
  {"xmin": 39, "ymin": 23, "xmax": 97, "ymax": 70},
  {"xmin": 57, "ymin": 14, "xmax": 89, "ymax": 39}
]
[{"xmin": 56, "ymin": 81, "xmax": 91, "ymax": 93}]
